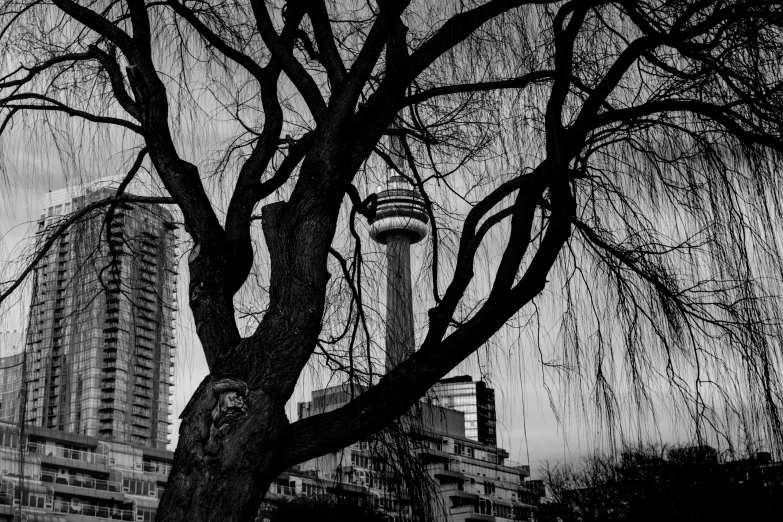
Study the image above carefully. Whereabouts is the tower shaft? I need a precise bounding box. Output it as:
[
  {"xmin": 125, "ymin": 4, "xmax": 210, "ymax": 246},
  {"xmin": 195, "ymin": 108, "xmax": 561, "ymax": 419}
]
[
  {"xmin": 385, "ymin": 232, "xmax": 415, "ymax": 372},
  {"xmin": 370, "ymin": 128, "xmax": 429, "ymax": 373}
]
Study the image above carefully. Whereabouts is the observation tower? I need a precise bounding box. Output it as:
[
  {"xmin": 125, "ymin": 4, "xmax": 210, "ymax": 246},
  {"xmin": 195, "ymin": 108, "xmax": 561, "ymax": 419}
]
[{"xmin": 369, "ymin": 138, "xmax": 429, "ymax": 372}]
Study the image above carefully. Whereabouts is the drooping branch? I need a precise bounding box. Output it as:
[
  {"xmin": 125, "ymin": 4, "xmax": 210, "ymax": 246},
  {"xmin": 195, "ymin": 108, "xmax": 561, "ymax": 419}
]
[
  {"xmin": 0, "ymin": 0, "xmax": 43, "ymax": 42},
  {"xmin": 595, "ymin": 99, "xmax": 783, "ymax": 154},
  {"xmin": 328, "ymin": 247, "xmax": 372, "ymax": 373},
  {"xmin": 0, "ymin": 51, "xmax": 92, "ymax": 89},
  {"xmin": 399, "ymin": 136, "xmax": 441, "ymax": 303},
  {"xmin": 102, "ymin": 146, "xmax": 150, "ymax": 261},
  {"xmin": 0, "ymin": 94, "xmax": 143, "ymax": 133}
]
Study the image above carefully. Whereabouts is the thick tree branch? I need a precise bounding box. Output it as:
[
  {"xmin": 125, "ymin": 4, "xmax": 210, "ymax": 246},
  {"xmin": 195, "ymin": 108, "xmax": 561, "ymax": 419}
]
[
  {"xmin": 224, "ymin": 133, "xmax": 313, "ymax": 297},
  {"xmin": 426, "ymin": 164, "xmax": 547, "ymax": 343},
  {"xmin": 165, "ymin": 0, "xmax": 267, "ymax": 84},
  {"xmin": 326, "ymin": 2, "xmax": 410, "ymax": 123},
  {"xmin": 306, "ymin": 0, "xmax": 347, "ymax": 85},
  {"xmin": 51, "ymin": 0, "xmax": 136, "ymax": 56},
  {"xmin": 88, "ymin": 45, "xmax": 141, "ymax": 121},
  {"xmin": 248, "ymin": 0, "xmax": 326, "ymax": 121},
  {"xmin": 487, "ymin": 177, "xmax": 548, "ymax": 299},
  {"xmin": 409, "ymin": 0, "xmax": 558, "ymax": 78},
  {"xmin": 0, "ymin": 94, "xmax": 142, "ymax": 132},
  {"xmin": 405, "ymin": 70, "xmax": 555, "ymax": 105},
  {"xmin": 126, "ymin": 0, "xmax": 152, "ymax": 58},
  {"xmin": 572, "ymin": 36, "xmax": 658, "ymax": 134}
]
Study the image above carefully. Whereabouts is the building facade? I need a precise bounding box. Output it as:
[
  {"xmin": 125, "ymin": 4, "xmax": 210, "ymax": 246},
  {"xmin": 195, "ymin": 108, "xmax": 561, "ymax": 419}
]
[
  {"xmin": 0, "ymin": 421, "xmax": 172, "ymax": 522},
  {"xmin": 0, "ymin": 332, "xmax": 25, "ymax": 356},
  {"xmin": 0, "ymin": 331, "xmax": 26, "ymax": 424},
  {"xmin": 0, "ymin": 353, "xmax": 23, "ymax": 425},
  {"xmin": 19, "ymin": 187, "xmax": 177, "ymax": 448},
  {"xmin": 427, "ymin": 376, "xmax": 498, "ymax": 447}
]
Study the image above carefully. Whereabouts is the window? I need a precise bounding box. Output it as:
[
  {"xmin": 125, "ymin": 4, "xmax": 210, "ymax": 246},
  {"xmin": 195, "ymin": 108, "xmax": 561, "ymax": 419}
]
[
  {"xmin": 137, "ymin": 506, "xmax": 156, "ymax": 522},
  {"xmin": 351, "ymin": 454, "xmax": 371, "ymax": 469},
  {"xmin": 22, "ymin": 492, "xmax": 47, "ymax": 509},
  {"xmin": 0, "ymin": 431, "xmax": 19, "ymax": 448},
  {"xmin": 123, "ymin": 478, "xmax": 156, "ymax": 497},
  {"xmin": 479, "ymin": 498, "xmax": 493, "ymax": 515},
  {"xmin": 302, "ymin": 483, "xmax": 324, "ymax": 497}
]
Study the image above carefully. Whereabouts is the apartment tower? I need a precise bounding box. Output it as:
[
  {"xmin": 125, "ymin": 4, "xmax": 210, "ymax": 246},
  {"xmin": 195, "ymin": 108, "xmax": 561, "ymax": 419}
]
[{"xmin": 22, "ymin": 186, "xmax": 177, "ymax": 449}]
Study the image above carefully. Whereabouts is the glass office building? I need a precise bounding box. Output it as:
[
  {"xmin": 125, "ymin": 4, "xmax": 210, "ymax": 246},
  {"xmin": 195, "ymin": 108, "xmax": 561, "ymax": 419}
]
[{"xmin": 427, "ymin": 375, "xmax": 497, "ymax": 446}]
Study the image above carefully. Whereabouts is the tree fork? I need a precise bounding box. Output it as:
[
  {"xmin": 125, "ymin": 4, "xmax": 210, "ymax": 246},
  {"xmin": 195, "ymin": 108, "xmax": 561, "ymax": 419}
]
[{"xmin": 157, "ymin": 374, "xmax": 291, "ymax": 522}]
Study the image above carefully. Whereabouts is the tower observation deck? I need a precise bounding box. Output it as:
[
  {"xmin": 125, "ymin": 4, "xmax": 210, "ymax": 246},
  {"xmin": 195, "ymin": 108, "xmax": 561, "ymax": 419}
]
[{"xmin": 370, "ymin": 155, "xmax": 429, "ymax": 372}]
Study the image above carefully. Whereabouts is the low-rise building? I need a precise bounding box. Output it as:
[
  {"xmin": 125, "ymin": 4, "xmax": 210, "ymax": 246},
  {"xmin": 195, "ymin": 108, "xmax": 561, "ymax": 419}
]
[{"xmin": 0, "ymin": 421, "xmax": 172, "ymax": 522}]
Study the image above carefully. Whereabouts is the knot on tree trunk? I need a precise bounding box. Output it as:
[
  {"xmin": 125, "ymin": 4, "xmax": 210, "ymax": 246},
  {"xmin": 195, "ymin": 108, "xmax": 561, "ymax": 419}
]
[{"xmin": 205, "ymin": 378, "xmax": 249, "ymax": 455}]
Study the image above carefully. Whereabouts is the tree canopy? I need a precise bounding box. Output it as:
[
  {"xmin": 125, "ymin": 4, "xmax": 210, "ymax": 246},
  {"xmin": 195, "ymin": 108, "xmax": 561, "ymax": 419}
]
[
  {"xmin": 539, "ymin": 444, "xmax": 783, "ymax": 521},
  {"xmin": 3, "ymin": 1, "xmax": 783, "ymax": 521}
]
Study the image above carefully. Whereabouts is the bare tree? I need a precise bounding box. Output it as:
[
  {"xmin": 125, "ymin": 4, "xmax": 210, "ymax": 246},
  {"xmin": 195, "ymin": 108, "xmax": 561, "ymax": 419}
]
[{"xmin": 3, "ymin": 1, "xmax": 783, "ymax": 521}]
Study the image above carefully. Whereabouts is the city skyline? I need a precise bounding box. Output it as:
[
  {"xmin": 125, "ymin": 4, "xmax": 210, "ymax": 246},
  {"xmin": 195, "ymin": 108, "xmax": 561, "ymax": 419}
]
[{"xmin": 0, "ymin": 172, "xmax": 693, "ymax": 472}]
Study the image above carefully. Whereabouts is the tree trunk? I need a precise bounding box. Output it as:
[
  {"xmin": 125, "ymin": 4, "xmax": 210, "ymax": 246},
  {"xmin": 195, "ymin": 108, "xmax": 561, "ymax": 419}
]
[{"xmin": 157, "ymin": 374, "xmax": 290, "ymax": 522}]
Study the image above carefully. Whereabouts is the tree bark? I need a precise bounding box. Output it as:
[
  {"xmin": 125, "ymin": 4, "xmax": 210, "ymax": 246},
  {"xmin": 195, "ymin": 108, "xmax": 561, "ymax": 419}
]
[{"xmin": 157, "ymin": 375, "xmax": 290, "ymax": 522}]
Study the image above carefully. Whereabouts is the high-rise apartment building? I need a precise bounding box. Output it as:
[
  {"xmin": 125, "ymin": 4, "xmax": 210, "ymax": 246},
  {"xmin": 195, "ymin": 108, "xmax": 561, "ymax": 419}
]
[
  {"xmin": 20, "ymin": 186, "xmax": 177, "ymax": 449},
  {"xmin": 427, "ymin": 375, "xmax": 498, "ymax": 446}
]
